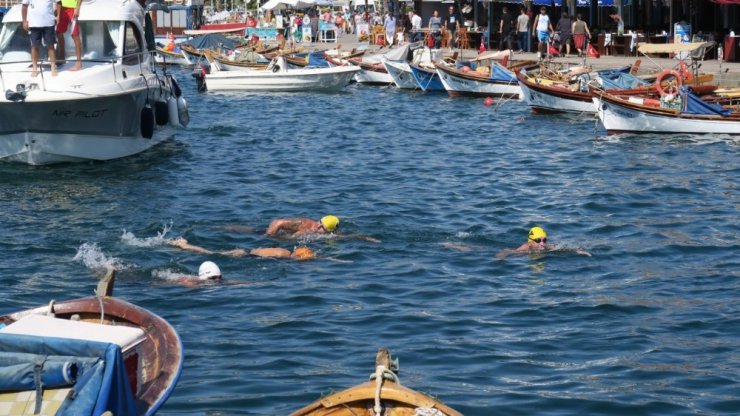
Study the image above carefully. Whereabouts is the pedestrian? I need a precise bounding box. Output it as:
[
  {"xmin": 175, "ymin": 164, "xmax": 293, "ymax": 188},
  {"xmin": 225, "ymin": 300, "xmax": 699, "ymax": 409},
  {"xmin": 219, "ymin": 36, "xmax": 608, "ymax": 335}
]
[
  {"xmin": 572, "ymin": 14, "xmax": 591, "ymax": 57},
  {"xmin": 516, "ymin": 7, "xmax": 529, "ymax": 53},
  {"xmin": 384, "ymin": 11, "xmax": 396, "ymax": 47},
  {"xmin": 556, "ymin": 12, "xmax": 573, "ymax": 56},
  {"xmin": 444, "ymin": 5, "xmax": 460, "ymax": 49},
  {"xmin": 531, "ymin": 6, "xmax": 553, "ymax": 61},
  {"xmin": 499, "ymin": 6, "xmax": 515, "ymax": 51},
  {"xmin": 21, "ymin": 0, "xmax": 57, "ymax": 77},
  {"xmin": 428, "ymin": 10, "xmax": 442, "ymax": 49}
]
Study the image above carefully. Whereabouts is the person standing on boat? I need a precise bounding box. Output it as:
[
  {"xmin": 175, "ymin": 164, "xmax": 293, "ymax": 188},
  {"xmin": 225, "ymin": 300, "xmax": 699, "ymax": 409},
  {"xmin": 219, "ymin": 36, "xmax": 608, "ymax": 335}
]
[
  {"xmin": 444, "ymin": 5, "xmax": 459, "ymax": 49},
  {"xmin": 572, "ymin": 14, "xmax": 591, "ymax": 57},
  {"xmin": 21, "ymin": 0, "xmax": 58, "ymax": 76},
  {"xmin": 555, "ymin": 12, "xmax": 572, "ymax": 57},
  {"xmin": 265, "ymin": 215, "xmax": 339, "ymax": 237},
  {"xmin": 56, "ymin": 0, "xmax": 82, "ymax": 70},
  {"xmin": 531, "ymin": 6, "xmax": 553, "ymax": 61},
  {"xmin": 384, "ymin": 11, "xmax": 396, "ymax": 47},
  {"xmin": 516, "ymin": 7, "xmax": 529, "ymax": 53}
]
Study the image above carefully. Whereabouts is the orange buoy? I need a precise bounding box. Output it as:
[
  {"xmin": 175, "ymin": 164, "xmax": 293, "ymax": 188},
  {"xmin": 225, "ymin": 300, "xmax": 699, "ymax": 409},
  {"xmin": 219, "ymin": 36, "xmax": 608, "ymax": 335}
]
[
  {"xmin": 655, "ymin": 69, "xmax": 683, "ymax": 97},
  {"xmin": 483, "ymin": 97, "xmax": 494, "ymax": 106}
]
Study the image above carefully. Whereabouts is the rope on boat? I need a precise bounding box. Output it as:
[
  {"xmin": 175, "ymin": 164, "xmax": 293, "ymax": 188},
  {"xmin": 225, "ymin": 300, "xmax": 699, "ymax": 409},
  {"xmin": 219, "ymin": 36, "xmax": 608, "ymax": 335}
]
[{"xmin": 373, "ymin": 364, "xmax": 386, "ymax": 416}]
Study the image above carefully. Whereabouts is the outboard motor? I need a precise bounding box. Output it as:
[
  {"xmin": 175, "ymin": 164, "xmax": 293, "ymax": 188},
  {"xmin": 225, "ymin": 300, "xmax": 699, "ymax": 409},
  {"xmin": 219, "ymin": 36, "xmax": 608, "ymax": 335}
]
[{"xmin": 192, "ymin": 63, "xmax": 209, "ymax": 93}]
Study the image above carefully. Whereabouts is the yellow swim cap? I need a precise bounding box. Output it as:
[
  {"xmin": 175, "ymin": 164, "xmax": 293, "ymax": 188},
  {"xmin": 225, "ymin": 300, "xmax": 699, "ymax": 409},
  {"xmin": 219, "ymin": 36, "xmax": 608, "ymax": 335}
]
[
  {"xmin": 528, "ymin": 226, "xmax": 547, "ymax": 241},
  {"xmin": 320, "ymin": 215, "xmax": 339, "ymax": 232},
  {"xmin": 293, "ymin": 246, "xmax": 315, "ymax": 260}
]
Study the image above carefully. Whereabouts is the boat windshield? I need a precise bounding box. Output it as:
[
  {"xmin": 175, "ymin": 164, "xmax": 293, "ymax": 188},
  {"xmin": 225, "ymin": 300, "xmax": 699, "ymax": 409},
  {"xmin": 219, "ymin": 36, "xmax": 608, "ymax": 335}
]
[{"xmin": 0, "ymin": 21, "xmax": 122, "ymax": 64}]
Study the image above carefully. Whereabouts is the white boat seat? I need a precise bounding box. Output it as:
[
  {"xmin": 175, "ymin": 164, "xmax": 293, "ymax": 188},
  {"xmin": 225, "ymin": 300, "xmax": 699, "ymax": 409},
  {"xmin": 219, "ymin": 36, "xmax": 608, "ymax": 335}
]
[{"xmin": 0, "ymin": 314, "xmax": 145, "ymax": 353}]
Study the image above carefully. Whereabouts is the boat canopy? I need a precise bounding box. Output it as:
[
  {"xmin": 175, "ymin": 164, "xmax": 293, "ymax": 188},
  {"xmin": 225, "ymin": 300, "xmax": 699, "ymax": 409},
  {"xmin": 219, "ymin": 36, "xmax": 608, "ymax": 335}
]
[
  {"xmin": 637, "ymin": 41, "xmax": 715, "ymax": 55},
  {"xmin": 0, "ymin": 333, "xmax": 137, "ymax": 416},
  {"xmin": 681, "ymin": 86, "xmax": 732, "ymax": 116},
  {"xmin": 182, "ymin": 33, "xmax": 239, "ymax": 50},
  {"xmin": 361, "ymin": 44, "xmax": 411, "ymax": 64},
  {"xmin": 491, "ymin": 62, "xmax": 516, "ymax": 82},
  {"xmin": 597, "ymin": 69, "xmax": 649, "ymax": 90}
]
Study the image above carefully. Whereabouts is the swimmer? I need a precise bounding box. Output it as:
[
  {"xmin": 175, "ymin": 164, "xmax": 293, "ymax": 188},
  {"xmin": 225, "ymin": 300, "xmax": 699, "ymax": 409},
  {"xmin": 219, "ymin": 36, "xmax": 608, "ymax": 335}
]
[
  {"xmin": 173, "ymin": 260, "xmax": 223, "ymax": 287},
  {"xmin": 496, "ymin": 226, "xmax": 591, "ymax": 259},
  {"xmin": 168, "ymin": 238, "xmax": 316, "ymax": 260},
  {"xmin": 265, "ymin": 215, "xmax": 339, "ymax": 237}
]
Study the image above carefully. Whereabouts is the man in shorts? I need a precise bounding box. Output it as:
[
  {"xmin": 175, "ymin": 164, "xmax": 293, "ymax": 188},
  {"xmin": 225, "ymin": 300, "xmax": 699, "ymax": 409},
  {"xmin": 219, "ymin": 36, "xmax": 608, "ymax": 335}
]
[
  {"xmin": 21, "ymin": 0, "xmax": 58, "ymax": 76},
  {"xmin": 56, "ymin": 0, "xmax": 82, "ymax": 70}
]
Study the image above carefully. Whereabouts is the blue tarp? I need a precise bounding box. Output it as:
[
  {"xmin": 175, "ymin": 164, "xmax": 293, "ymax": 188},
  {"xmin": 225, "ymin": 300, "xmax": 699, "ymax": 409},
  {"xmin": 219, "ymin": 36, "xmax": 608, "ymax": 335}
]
[
  {"xmin": 532, "ymin": 0, "xmax": 552, "ymax": 5},
  {"xmin": 681, "ymin": 86, "xmax": 732, "ymax": 116},
  {"xmin": 0, "ymin": 333, "xmax": 137, "ymax": 416},
  {"xmin": 182, "ymin": 34, "xmax": 238, "ymax": 51},
  {"xmin": 491, "ymin": 63, "xmax": 517, "ymax": 83},
  {"xmin": 598, "ymin": 69, "xmax": 649, "ymax": 90},
  {"xmin": 598, "ymin": 0, "xmax": 615, "ymax": 6}
]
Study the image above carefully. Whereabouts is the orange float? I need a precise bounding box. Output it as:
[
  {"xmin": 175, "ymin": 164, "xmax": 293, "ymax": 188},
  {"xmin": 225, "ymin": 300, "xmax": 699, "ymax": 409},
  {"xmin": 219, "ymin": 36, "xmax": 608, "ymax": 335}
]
[{"xmin": 655, "ymin": 69, "xmax": 682, "ymax": 97}]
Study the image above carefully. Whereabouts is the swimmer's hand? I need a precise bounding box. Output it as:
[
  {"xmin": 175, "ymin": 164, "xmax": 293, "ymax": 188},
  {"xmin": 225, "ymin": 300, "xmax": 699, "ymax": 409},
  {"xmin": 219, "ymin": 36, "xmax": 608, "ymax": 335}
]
[
  {"xmin": 168, "ymin": 238, "xmax": 189, "ymax": 248},
  {"xmin": 575, "ymin": 249, "xmax": 592, "ymax": 257}
]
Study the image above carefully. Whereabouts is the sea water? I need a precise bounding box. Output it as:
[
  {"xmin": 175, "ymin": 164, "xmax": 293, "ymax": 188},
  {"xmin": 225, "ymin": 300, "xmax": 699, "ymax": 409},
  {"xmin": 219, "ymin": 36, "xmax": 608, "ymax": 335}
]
[{"xmin": 1, "ymin": 67, "xmax": 738, "ymax": 415}]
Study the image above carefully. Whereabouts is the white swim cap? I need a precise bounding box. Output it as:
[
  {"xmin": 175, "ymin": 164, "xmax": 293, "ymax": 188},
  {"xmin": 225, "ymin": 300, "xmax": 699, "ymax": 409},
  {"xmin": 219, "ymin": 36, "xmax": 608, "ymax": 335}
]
[{"xmin": 198, "ymin": 261, "xmax": 221, "ymax": 280}]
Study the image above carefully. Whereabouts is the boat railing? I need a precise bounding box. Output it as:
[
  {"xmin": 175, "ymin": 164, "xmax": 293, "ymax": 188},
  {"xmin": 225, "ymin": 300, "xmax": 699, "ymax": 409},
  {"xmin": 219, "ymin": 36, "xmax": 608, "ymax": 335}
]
[{"xmin": 0, "ymin": 50, "xmax": 159, "ymax": 94}]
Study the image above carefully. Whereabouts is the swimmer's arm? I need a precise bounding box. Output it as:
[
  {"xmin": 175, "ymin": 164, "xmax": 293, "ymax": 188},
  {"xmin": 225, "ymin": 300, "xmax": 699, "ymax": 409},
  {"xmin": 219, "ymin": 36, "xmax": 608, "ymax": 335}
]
[
  {"xmin": 223, "ymin": 225, "xmax": 256, "ymax": 233},
  {"xmin": 168, "ymin": 238, "xmax": 215, "ymax": 254},
  {"xmin": 265, "ymin": 219, "xmax": 301, "ymax": 236},
  {"xmin": 336, "ymin": 233, "xmax": 382, "ymax": 243},
  {"xmin": 575, "ymin": 248, "xmax": 592, "ymax": 257},
  {"xmin": 249, "ymin": 247, "xmax": 293, "ymax": 258},
  {"xmin": 495, "ymin": 249, "xmax": 518, "ymax": 259}
]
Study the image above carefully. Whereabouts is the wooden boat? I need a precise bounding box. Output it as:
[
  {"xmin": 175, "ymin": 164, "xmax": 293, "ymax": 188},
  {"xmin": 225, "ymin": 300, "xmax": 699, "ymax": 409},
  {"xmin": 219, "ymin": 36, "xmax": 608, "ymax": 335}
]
[
  {"xmin": 435, "ymin": 58, "xmax": 536, "ymax": 98},
  {"xmin": 155, "ymin": 46, "xmax": 194, "ymax": 66},
  {"xmin": 384, "ymin": 61, "xmax": 417, "ymax": 89},
  {"xmin": 592, "ymin": 86, "xmax": 740, "ymax": 135},
  {"xmin": 290, "ymin": 348, "xmax": 462, "ymax": 416},
  {"xmin": 198, "ymin": 56, "xmax": 360, "ymax": 92},
  {"xmin": 410, "ymin": 63, "xmax": 445, "ymax": 92},
  {"xmin": 0, "ymin": 271, "xmax": 183, "ymax": 415}
]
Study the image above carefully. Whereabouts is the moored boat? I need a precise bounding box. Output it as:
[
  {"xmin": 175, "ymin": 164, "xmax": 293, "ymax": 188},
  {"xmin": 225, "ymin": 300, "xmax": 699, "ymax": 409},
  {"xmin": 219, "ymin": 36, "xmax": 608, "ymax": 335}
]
[
  {"xmin": 196, "ymin": 56, "xmax": 359, "ymax": 92},
  {"xmin": 290, "ymin": 348, "xmax": 462, "ymax": 416},
  {"xmin": 410, "ymin": 62, "xmax": 445, "ymax": 92},
  {"xmin": 0, "ymin": 0, "xmax": 189, "ymax": 165},
  {"xmin": 384, "ymin": 60, "xmax": 417, "ymax": 89},
  {"xmin": 0, "ymin": 271, "xmax": 183, "ymax": 415},
  {"xmin": 436, "ymin": 57, "xmax": 534, "ymax": 98},
  {"xmin": 593, "ymin": 86, "xmax": 740, "ymax": 135}
]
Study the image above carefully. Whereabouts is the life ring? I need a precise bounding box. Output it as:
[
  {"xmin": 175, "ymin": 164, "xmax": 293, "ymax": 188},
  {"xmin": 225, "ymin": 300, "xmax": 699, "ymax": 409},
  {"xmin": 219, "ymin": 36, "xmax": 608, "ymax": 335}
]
[
  {"xmin": 655, "ymin": 69, "xmax": 682, "ymax": 97},
  {"xmin": 679, "ymin": 61, "xmax": 693, "ymax": 82}
]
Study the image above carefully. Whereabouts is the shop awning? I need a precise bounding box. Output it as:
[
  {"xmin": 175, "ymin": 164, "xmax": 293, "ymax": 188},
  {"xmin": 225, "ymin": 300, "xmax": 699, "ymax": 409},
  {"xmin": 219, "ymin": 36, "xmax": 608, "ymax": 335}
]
[
  {"xmin": 576, "ymin": 0, "xmax": 590, "ymax": 6},
  {"xmin": 598, "ymin": 0, "xmax": 615, "ymax": 6},
  {"xmin": 498, "ymin": 0, "xmax": 524, "ymax": 4},
  {"xmin": 709, "ymin": 0, "xmax": 740, "ymax": 3},
  {"xmin": 532, "ymin": 0, "xmax": 552, "ymax": 5}
]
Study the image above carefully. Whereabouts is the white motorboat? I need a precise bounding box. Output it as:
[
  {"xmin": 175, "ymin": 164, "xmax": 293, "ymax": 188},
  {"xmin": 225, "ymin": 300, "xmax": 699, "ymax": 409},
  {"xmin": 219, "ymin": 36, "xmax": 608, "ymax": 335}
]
[
  {"xmin": 0, "ymin": 0, "xmax": 188, "ymax": 165},
  {"xmin": 197, "ymin": 56, "xmax": 359, "ymax": 92}
]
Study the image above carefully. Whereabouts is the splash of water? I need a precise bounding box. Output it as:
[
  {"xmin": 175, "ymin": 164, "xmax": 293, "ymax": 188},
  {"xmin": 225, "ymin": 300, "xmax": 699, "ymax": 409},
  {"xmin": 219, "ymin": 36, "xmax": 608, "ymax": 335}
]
[
  {"xmin": 121, "ymin": 221, "xmax": 173, "ymax": 247},
  {"xmin": 152, "ymin": 269, "xmax": 191, "ymax": 281},
  {"xmin": 73, "ymin": 242, "xmax": 129, "ymax": 271}
]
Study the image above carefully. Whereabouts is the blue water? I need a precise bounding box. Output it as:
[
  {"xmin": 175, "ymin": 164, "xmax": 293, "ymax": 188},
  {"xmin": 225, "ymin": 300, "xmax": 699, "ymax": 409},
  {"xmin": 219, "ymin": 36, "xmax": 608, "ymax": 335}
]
[{"xmin": 1, "ymin": 68, "xmax": 739, "ymax": 415}]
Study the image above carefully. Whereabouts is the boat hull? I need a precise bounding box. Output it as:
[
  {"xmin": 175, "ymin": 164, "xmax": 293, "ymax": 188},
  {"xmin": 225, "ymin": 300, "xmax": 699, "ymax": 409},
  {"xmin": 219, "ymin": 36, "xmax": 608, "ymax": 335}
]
[
  {"xmin": 436, "ymin": 64, "xmax": 521, "ymax": 98},
  {"xmin": 353, "ymin": 65, "xmax": 394, "ymax": 84},
  {"xmin": 205, "ymin": 66, "xmax": 359, "ymax": 92},
  {"xmin": 518, "ymin": 73, "xmax": 595, "ymax": 114},
  {"xmin": 409, "ymin": 64, "xmax": 445, "ymax": 92},
  {"xmin": 593, "ymin": 94, "xmax": 740, "ymax": 135},
  {"xmin": 0, "ymin": 90, "xmax": 176, "ymax": 165},
  {"xmin": 383, "ymin": 61, "xmax": 417, "ymax": 89}
]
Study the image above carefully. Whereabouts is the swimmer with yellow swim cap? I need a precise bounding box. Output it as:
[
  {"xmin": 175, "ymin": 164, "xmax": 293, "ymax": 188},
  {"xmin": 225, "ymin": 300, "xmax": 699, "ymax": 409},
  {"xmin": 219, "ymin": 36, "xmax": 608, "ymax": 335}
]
[
  {"xmin": 265, "ymin": 215, "xmax": 339, "ymax": 237},
  {"xmin": 495, "ymin": 226, "xmax": 553, "ymax": 259},
  {"xmin": 168, "ymin": 238, "xmax": 317, "ymax": 260}
]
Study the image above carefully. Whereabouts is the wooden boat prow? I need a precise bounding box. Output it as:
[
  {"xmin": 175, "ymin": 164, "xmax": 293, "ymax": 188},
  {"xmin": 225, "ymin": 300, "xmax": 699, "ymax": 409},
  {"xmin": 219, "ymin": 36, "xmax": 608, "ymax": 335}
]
[
  {"xmin": 290, "ymin": 349, "xmax": 462, "ymax": 416},
  {"xmin": 0, "ymin": 270, "xmax": 183, "ymax": 415}
]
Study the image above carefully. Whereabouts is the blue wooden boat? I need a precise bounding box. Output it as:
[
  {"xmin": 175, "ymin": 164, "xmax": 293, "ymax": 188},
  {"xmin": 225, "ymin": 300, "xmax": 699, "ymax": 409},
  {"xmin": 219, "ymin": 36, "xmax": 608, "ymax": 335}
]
[{"xmin": 409, "ymin": 63, "xmax": 445, "ymax": 92}]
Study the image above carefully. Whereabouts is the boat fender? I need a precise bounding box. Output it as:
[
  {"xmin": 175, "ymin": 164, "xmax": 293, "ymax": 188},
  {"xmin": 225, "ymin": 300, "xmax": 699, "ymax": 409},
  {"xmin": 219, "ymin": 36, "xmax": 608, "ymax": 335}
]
[
  {"xmin": 141, "ymin": 105, "xmax": 154, "ymax": 139},
  {"xmin": 272, "ymin": 64, "xmax": 280, "ymax": 73},
  {"xmin": 168, "ymin": 97, "xmax": 179, "ymax": 127},
  {"xmin": 655, "ymin": 69, "xmax": 682, "ymax": 97},
  {"xmin": 154, "ymin": 101, "xmax": 169, "ymax": 126},
  {"xmin": 171, "ymin": 77, "xmax": 183, "ymax": 98},
  {"xmin": 177, "ymin": 96, "xmax": 190, "ymax": 127}
]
